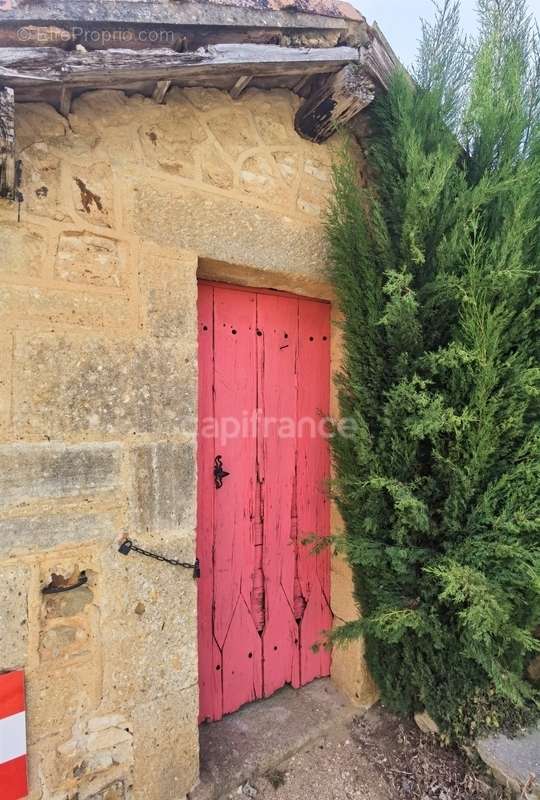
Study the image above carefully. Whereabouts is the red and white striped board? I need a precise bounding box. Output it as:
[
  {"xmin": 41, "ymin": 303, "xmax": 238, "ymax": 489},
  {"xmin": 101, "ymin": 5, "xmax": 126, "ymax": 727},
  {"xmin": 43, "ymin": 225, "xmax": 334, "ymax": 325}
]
[{"xmin": 0, "ymin": 671, "xmax": 28, "ymax": 800}]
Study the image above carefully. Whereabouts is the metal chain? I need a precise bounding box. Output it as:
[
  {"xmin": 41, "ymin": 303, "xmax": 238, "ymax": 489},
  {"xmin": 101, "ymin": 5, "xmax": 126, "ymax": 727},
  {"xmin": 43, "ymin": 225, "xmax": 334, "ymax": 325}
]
[{"xmin": 119, "ymin": 539, "xmax": 200, "ymax": 577}]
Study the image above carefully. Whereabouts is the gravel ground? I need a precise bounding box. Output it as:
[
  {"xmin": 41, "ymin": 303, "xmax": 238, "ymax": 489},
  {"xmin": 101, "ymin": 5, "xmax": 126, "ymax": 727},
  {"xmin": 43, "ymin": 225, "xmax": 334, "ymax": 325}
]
[{"xmin": 226, "ymin": 707, "xmax": 506, "ymax": 800}]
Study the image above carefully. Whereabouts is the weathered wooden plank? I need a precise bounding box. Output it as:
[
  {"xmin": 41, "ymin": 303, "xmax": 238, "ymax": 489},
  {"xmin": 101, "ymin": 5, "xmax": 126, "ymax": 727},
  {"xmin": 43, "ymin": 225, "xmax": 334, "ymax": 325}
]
[
  {"xmin": 229, "ymin": 74, "xmax": 251, "ymax": 99},
  {"xmin": 295, "ymin": 63, "xmax": 375, "ymax": 142},
  {"xmin": 258, "ymin": 293, "xmax": 300, "ymax": 697},
  {"xmin": 0, "ymin": 1, "xmax": 352, "ymax": 33},
  {"xmin": 359, "ymin": 22, "xmax": 401, "ymax": 90},
  {"xmin": 0, "ymin": 44, "xmax": 359, "ymax": 89},
  {"xmin": 212, "ymin": 286, "xmax": 261, "ymax": 715},
  {"xmin": 152, "ymin": 79, "xmax": 171, "ymax": 104},
  {"xmin": 196, "ymin": 283, "xmax": 223, "ymax": 723},
  {"xmin": 59, "ymin": 86, "xmax": 72, "ymax": 116},
  {"xmin": 221, "ymin": 596, "xmax": 263, "ymax": 715},
  {"xmin": 0, "ymin": 86, "xmax": 15, "ymax": 201},
  {"xmin": 296, "ymin": 298, "xmax": 332, "ymax": 683}
]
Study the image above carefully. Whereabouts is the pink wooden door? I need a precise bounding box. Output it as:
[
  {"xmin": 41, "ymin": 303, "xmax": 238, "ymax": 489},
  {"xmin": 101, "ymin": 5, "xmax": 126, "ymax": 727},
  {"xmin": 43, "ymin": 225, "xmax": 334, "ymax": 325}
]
[{"xmin": 197, "ymin": 282, "xmax": 332, "ymax": 723}]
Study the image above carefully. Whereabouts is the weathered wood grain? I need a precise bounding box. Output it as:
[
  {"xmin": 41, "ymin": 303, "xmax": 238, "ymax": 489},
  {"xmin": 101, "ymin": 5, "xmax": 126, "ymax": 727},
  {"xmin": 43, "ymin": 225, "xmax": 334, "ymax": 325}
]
[
  {"xmin": 296, "ymin": 298, "xmax": 332, "ymax": 683},
  {"xmin": 0, "ymin": 86, "xmax": 15, "ymax": 200},
  {"xmin": 196, "ymin": 284, "xmax": 223, "ymax": 723},
  {"xmin": 212, "ymin": 285, "xmax": 261, "ymax": 715},
  {"xmin": 0, "ymin": 44, "xmax": 360, "ymax": 89},
  {"xmin": 295, "ymin": 62, "xmax": 375, "ymax": 142},
  {"xmin": 258, "ymin": 293, "xmax": 301, "ymax": 697}
]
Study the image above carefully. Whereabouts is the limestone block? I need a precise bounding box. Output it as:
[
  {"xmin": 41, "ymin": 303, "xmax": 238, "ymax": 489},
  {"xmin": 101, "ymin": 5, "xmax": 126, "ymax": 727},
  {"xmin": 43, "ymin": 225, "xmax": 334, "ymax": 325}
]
[
  {"xmin": 55, "ymin": 231, "xmax": 125, "ymax": 288},
  {"xmin": 71, "ymin": 163, "xmax": 115, "ymax": 228},
  {"xmin": 130, "ymin": 180, "xmax": 327, "ymax": 280},
  {"xmin": 99, "ymin": 534, "xmax": 197, "ymax": 711},
  {"xmin": 0, "ymin": 562, "xmax": 30, "ymax": 669},
  {"xmin": 139, "ymin": 92, "xmax": 206, "ymax": 178},
  {"xmin": 31, "ymin": 712, "xmax": 133, "ymax": 797},
  {"xmin": 129, "ymin": 441, "xmax": 195, "ymax": 533},
  {"xmin": 132, "ymin": 687, "xmax": 198, "ymax": 800},
  {"xmin": 0, "ymin": 512, "xmax": 116, "ymax": 557},
  {"xmin": 26, "ymin": 661, "xmax": 102, "ymax": 744},
  {"xmin": 0, "ymin": 442, "xmax": 122, "ymax": 509},
  {"xmin": 0, "ymin": 221, "xmax": 48, "ymax": 280},
  {"xmin": 183, "ymin": 87, "xmax": 234, "ymax": 113},
  {"xmin": 138, "ymin": 245, "xmax": 197, "ymax": 339},
  {"xmin": 0, "ymin": 284, "xmax": 132, "ymax": 331},
  {"xmin": 331, "ymin": 620, "xmax": 379, "ymax": 708},
  {"xmin": 13, "ymin": 333, "xmax": 195, "ymax": 438},
  {"xmin": 0, "ymin": 333, "xmax": 12, "ymax": 437},
  {"xmin": 272, "ymin": 150, "xmax": 299, "ymax": 185},
  {"xmin": 252, "ymin": 110, "xmax": 292, "ymax": 146},
  {"xmin": 200, "ymin": 146, "xmax": 234, "ymax": 190},
  {"xmin": 69, "ymin": 91, "xmax": 131, "ymax": 134},
  {"xmin": 16, "ymin": 102, "xmax": 68, "ymax": 151},
  {"xmin": 206, "ymin": 110, "xmax": 258, "ymax": 159},
  {"xmin": 304, "ymin": 157, "xmax": 331, "ymax": 183},
  {"xmin": 19, "ymin": 143, "xmax": 66, "ymax": 220},
  {"xmin": 40, "ymin": 623, "xmax": 89, "ymax": 661},
  {"xmin": 239, "ymin": 153, "xmax": 280, "ymax": 198},
  {"xmin": 297, "ymin": 172, "xmax": 332, "ymax": 218}
]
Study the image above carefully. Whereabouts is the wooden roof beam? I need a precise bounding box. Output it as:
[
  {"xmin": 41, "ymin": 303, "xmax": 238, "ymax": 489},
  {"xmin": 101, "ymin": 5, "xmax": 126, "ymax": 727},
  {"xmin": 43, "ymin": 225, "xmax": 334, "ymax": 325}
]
[
  {"xmin": 0, "ymin": 43, "xmax": 360, "ymax": 89},
  {"xmin": 229, "ymin": 75, "xmax": 252, "ymax": 99},
  {"xmin": 152, "ymin": 79, "xmax": 171, "ymax": 104},
  {"xmin": 295, "ymin": 63, "xmax": 375, "ymax": 142}
]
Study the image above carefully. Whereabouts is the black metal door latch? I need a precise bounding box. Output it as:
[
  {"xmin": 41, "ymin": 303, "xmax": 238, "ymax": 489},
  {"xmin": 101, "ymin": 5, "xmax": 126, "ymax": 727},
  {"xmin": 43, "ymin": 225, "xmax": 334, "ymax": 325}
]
[
  {"xmin": 214, "ymin": 455, "xmax": 230, "ymax": 489},
  {"xmin": 119, "ymin": 538, "xmax": 200, "ymax": 578}
]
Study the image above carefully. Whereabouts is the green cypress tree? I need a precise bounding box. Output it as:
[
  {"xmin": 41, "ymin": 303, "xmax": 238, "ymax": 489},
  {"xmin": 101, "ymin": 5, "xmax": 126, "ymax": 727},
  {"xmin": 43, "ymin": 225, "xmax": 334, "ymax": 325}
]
[{"xmin": 327, "ymin": 0, "xmax": 540, "ymax": 741}]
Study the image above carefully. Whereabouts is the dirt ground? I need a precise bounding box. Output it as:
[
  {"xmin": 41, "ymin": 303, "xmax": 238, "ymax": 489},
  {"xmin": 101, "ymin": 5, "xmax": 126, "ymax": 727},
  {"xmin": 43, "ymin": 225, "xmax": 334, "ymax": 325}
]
[{"xmin": 228, "ymin": 707, "xmax": 506, "ymax": 800}]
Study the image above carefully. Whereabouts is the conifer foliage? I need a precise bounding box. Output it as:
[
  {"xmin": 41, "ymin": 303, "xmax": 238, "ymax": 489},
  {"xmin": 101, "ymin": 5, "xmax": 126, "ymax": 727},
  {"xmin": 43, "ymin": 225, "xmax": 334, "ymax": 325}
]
[{"xmin": 327, "ymin": 0, "xmax": 540, "ymax": 740}]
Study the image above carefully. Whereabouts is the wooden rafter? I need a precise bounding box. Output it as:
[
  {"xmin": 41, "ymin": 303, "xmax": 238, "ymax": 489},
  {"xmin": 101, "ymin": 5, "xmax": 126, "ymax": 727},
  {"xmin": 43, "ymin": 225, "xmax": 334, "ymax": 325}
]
[
  {"xmin": 295, "ymin": 63, "xmax": 375, "ymax": 142},
  {"xmin": 229, "ymin": 75, "xmax": 252, "ymax": 99},
  {"xmin": 152, "ymin": 79, "xmax": 171, "ymax": 104},
  {"xmin": 0, "ymin": 44, "xmax": 360, "ymax": 89},
  {"xmin": 0, "ymin": 86, "xmax": 16, "ymax": 200}
]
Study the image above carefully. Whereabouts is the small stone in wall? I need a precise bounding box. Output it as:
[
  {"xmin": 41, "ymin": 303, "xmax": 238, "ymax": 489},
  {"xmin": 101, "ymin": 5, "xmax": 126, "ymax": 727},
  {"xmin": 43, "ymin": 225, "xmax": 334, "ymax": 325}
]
[
  {"xmin": 19, "ymin": 143, "xmax": 66, "ymax": 220},
  {"xmin": 253, "ymin": 111, "xmax": 290, "ymax": 145},
  {"xmin": 44, "ymin": 584, "xmax": 94, "ymax": 619},
  {"xmin": 272, "ymin": 151, "xmax": 299, "ymax": 185},
  {"xmin": 84, "ymin": 780, "xmax": 125, "ymax": 800},
  {"xmin": 239, "ymin": 155, "xmax": 277, "ymax": 197},
  {"xmin": 40, "ymin": 623, "xmax": 88, "ymax": 660},
  {"xmin": 200, "ymin": 147, "xmax": 234, "ymax": 190},
  {"xmin": 304, "ymin": 158, "xmax": 330, "ymax": 183},
  {"xmin": 0, "ymin": 222, "xmax": 47, "ymax": 280},
  {"xmin": 206, "ymin": 111, "xmax": 258, "ymax": 159}
]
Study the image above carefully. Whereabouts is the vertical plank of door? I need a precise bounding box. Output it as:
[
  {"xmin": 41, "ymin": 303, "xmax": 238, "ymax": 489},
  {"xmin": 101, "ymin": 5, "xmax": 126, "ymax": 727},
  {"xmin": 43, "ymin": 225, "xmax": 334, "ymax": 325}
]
[
  {"xmin": 296, "ymin": 298, "xmax": 332, "ymax": 684},
  {"xmin": 213, "ymin": 286, "xmax": 262, "ymax": 715},
  {"xmin": 258, "ymin": 293, "xmax": 300, "ymax": 696},
  {"xmin": 196, "ymin": 283, "xmax": 223, "ymax": 722}
]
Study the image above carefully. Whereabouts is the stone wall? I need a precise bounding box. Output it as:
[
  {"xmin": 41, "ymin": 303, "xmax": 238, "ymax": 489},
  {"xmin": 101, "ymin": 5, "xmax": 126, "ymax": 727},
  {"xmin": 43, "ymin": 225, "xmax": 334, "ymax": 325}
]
[{"xmin": 0, "ymin": 85, "xmax": 373, "ymax": 800}]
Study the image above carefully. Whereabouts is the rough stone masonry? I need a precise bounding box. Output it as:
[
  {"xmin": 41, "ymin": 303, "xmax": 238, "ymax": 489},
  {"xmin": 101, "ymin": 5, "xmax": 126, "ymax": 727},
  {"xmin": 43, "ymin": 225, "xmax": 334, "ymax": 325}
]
[{"xmin": 0, "ymin": 86, "xmax": 377, "ymax": 800}]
